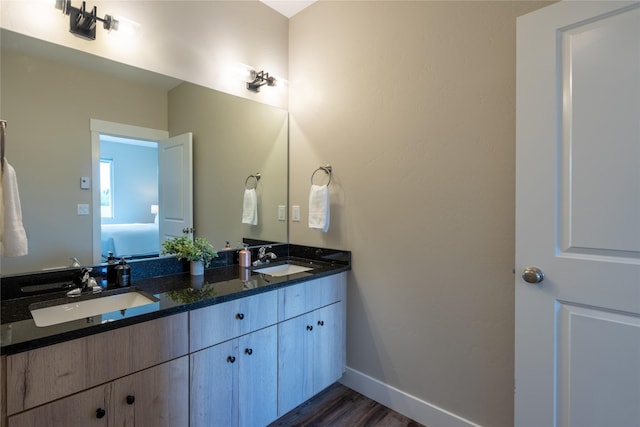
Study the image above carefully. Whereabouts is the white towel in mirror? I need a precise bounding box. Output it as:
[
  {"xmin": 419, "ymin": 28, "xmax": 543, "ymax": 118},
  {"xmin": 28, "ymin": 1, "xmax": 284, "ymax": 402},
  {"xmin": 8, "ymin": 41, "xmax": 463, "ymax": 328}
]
[
  {"xmin": 1, "ymin": 159, "xmax": 28, "ymax": 256},
  {"xmin": 242, "ymin": 188, "xmax": 258, "ymax": 225},
  {"xmin": 308, "ymin": 184, "xmax": 329, "ymax": 232}
]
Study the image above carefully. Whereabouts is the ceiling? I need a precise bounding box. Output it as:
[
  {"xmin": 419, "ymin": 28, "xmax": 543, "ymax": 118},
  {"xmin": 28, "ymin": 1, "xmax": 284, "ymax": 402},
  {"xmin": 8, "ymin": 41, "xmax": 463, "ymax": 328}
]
[{"xmin": 260, "ymin": 0, "xmax": 317, "ymax": 18}]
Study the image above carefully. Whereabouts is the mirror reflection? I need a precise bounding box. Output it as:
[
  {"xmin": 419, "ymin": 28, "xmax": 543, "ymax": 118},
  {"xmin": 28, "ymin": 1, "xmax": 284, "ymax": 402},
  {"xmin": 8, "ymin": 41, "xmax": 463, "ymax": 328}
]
[{"xmin": 0, "ymin": 29, "xmax": 288, "ymax": 276}]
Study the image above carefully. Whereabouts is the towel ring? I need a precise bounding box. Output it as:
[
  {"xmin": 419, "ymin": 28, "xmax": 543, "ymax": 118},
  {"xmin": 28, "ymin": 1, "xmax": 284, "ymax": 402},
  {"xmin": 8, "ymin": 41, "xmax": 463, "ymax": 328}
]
[
  {"xmin": 311, "ymin": 165, "xmax": 332, "ymax": 186},
  {"xmin": 245, "ymin": 173, "xmax": 261, "ymax": 190}
]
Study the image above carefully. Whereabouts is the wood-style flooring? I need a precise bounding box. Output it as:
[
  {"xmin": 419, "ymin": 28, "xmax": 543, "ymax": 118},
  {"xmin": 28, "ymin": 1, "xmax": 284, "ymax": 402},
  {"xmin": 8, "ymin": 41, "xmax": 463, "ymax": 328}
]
[{"xmin": 269, "ymin": 383, "xmax": 426, "ymax": 427}]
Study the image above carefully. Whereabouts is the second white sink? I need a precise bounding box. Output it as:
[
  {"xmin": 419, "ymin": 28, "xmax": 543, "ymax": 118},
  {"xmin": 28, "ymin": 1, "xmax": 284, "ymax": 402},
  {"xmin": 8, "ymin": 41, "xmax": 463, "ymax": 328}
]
[
  {"xmin": 30, "ymin": 290, "xmax": 159, "ymax": 327},
  {"xmin": 253, "ymin": 263, "xmax": 314, "ymax": 277}
]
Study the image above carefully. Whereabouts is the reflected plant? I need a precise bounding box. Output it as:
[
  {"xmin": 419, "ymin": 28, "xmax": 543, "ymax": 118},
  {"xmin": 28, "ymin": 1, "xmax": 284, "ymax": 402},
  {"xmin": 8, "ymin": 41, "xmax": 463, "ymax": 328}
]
[{"xmin": 165, "ymin": 284, "xmax": 217, "ymax": 304}]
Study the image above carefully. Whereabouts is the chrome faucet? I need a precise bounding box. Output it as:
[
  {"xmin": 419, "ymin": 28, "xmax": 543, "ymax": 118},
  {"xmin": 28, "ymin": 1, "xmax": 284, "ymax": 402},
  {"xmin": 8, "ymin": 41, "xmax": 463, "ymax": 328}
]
[
  {"xmin": 252, "ymin": 246, "xmax": 277, "ymax": 266},
  {"xmin": 67, "ymin": 267, "xmax": 102, "ymax": 297}
]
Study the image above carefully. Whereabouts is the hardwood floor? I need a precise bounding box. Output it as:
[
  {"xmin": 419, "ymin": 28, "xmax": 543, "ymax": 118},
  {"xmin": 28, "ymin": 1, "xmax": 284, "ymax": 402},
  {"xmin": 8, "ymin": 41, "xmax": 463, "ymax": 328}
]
[{"xmin": 269, "ymin": 383, "xmax": 426, "ymax": 427}]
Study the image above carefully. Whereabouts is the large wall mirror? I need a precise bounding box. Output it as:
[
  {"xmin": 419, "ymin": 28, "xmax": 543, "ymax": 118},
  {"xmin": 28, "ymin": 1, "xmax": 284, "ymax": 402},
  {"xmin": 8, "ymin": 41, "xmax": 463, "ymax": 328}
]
[{"xmin": 0, "ymin": 29, "xmax": 288, "ymax": 276}]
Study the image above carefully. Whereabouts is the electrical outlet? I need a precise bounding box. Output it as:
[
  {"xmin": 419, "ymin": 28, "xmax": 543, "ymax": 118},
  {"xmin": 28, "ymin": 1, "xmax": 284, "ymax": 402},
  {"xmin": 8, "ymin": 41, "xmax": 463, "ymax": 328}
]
[
  {"xmin": 292, "ymin": 205, "xmax": 301, "ymax": 222},
  {"xmin": 77, "ymin": 204, "xmax": 89, "ymax": 215},
  {"xmin": 278, "ymin": 205, "xmax": 286, "ymax": 221}
]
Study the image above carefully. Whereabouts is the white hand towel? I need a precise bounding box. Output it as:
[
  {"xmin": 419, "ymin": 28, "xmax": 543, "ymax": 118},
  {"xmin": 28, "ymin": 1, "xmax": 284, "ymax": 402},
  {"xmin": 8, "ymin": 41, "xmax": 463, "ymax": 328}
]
[
  {"xmin": 242, "ymin": 188, "xmax": 258, "ymax": 225},
  {"xmin": 1, "ymin": 159, "xmax": 28, "ymax": 256},
  {"xmin": 308, "ymin": 184, "xmax": 330, "ymax": 232}
]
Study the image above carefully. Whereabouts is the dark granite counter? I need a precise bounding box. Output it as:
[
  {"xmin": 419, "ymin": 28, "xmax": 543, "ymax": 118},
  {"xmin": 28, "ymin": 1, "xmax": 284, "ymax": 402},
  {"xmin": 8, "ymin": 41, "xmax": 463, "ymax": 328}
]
[{"xmin": 1, "ymin": 245, "xmax": 350, "ymax": 355}]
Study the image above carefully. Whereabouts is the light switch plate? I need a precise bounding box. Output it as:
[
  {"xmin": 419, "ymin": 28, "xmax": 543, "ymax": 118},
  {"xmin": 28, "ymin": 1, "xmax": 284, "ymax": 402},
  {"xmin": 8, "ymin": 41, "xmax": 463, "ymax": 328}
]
[
  {"xmin": 278, "ymin": 205, "xmax": 286, "ymax": 221},
  {"xmin": 77, "ymin": 204, "xmax": 89, "ymax": 215},
  {"xmin": 292, "ymin": 205, "xmax": 301, "ymax": 222}
]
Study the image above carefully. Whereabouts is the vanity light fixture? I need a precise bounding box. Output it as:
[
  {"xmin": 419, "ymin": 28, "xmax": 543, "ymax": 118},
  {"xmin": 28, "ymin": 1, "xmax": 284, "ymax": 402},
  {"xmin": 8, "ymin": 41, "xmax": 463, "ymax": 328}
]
[
  {"xmin": 247, "ymin": 70, "xmax": 277, "ymax": 92},
  {"xmin": 55, "ymin": 0, "xmax": 118, "ymax": 40}
]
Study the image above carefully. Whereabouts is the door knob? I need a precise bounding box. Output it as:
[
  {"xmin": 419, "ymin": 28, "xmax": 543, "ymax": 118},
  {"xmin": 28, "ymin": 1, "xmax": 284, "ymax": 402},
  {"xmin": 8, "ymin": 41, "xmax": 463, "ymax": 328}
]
[{"xmin": 522, "ymin": 267, "xmax": 545, "ymax": 284}]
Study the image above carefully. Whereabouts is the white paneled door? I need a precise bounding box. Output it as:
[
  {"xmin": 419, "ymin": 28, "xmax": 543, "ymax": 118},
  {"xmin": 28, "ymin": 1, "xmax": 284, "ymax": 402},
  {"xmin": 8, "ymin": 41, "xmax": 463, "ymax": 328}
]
[
  {"xmin": 515, "ymin": 2, "xmax": 640, "ymax": 427},
  {"xmin": 158, "ymin": 132, "xmax": 193, "ymax": 243}
]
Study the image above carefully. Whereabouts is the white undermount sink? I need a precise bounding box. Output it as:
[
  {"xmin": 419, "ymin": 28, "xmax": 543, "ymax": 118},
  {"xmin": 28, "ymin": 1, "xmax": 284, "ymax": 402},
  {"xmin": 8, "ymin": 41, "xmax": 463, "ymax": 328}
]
[
  {"xmin": 253, "ymin": 263, "xmax": 314, "ymax": 277},
  {"xmin": 30, "ymin": 290, "xmax": 159, "ymax": 327}
]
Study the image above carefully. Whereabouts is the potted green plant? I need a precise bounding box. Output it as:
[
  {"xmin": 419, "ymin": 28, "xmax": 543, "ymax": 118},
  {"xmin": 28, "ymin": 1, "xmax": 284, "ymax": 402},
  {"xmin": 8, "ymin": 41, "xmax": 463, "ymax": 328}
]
[{"xmin": 161, "ymin": 236, "xmax": 218, "ymax": 275}]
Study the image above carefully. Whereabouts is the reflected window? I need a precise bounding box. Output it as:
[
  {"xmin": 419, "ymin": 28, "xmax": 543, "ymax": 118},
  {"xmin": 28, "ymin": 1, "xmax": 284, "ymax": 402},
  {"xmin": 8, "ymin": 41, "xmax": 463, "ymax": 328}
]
[{"xmin": 100, "ymin": 159, "xmax": 114, "ymax": 218}]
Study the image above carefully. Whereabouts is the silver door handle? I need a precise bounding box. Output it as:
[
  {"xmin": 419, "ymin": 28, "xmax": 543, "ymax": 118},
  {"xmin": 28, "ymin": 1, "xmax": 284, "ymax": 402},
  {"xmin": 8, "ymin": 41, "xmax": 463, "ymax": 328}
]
[{"xmin": 522, "ymin": 267, "xmax": 545, "ymax": 284}]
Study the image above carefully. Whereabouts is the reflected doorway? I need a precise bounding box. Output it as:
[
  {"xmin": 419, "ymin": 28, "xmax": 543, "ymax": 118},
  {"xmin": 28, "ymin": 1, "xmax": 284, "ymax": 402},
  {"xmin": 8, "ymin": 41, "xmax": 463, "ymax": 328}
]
[
  {"xmin": 99, "ymin": 135, "xmax": 160, "ymax": 261},
  {"xmin": 90, "ymin": 119, "xmax": 169, "ymax": 264}
]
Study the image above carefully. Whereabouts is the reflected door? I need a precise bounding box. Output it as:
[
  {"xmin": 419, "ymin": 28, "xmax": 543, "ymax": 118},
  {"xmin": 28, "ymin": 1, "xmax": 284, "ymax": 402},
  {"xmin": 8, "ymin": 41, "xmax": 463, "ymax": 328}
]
[
  {"xmin": 158, "ymin": 133, "xmax": 193, "ymax": 242},
  {"xmin": 515, "ymin": 2, "xmax": 640, "ymax": 426}
]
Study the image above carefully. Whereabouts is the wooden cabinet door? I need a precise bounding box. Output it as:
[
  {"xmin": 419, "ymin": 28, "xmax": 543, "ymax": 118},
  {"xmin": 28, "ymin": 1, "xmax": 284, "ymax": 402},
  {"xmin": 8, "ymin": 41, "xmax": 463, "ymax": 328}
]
[
  {"xmin": 190, "ymin": 340, "xmax": 238, "ymax": 427},
  {"xmin": 8, "ymin": 383, "xmax": 112, "ymax": 427},
  {"xmin": 238, "ymin": 326, "xmax": 277, "ymax": 427},
  {"xmin": 277, "ymin": 300, "xmax": 347, "ymax": 417},
  {"xmin": 313, "ymin": 301, "xmax": 346, "ymax": 394},
  {"xmin": 277, "ymin": 312, "xmax": 314, "ymax": 417},
  {"xmin": 113, "ymin": 357, "xmax": 189, "ymax": 427}
]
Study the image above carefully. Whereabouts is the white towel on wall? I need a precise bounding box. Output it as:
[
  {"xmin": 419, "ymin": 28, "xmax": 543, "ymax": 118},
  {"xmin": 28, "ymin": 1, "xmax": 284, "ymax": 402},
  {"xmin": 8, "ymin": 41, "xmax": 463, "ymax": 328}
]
[
  {"xmin": 1, "ymin": 159, "xmax": 28, "ymax": 256},
  {"xmin": 308, "ymin": 184, "xmax": 330, "ymax": 232},
  {"xmin": 242, "ymin": 188, "xmax": 258, "ymax": 225}
]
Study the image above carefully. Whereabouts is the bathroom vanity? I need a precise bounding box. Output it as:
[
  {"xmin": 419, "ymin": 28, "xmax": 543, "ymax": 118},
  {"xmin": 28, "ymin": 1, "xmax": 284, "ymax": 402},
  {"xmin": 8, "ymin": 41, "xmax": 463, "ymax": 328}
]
[{"xmin": 0, "ymin": 246, "xmax": 350, "ymax": 427}]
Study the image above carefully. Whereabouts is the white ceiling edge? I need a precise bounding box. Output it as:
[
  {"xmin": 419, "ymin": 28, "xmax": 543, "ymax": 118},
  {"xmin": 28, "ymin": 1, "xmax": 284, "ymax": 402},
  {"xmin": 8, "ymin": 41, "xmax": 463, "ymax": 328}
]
[{"xmin": 260, "ymin": 0, "xmax": 317, "ymax": 18}]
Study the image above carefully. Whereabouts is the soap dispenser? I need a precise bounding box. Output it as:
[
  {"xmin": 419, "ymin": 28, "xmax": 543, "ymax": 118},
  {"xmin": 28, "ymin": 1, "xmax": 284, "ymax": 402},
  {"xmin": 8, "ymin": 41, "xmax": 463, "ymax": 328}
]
[
  {"xmin": 239, "ymin": 244, "xmax": 251, "ymax": 268},
  {"xmin": 115, "ymin": 257, "xmax": 131, "ymax": 287},
  {"xmin": 106, "ymin": 251, "xmax": 117, "ymax": 285}
]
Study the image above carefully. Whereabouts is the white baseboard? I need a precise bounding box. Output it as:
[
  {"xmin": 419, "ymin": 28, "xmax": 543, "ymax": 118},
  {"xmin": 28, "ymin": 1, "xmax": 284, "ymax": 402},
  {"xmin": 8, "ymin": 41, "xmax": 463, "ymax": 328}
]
[{"xmin": 340, "ymin": 367, "xmax": 481, "ymax": 427}]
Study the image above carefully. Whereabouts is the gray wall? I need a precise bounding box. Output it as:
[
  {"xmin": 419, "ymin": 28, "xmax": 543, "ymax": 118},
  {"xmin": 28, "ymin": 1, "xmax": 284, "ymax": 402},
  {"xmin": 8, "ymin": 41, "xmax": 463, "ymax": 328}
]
[{"xmin": 288, "ymin": 2, "xmax": 550, "ymax": 426}]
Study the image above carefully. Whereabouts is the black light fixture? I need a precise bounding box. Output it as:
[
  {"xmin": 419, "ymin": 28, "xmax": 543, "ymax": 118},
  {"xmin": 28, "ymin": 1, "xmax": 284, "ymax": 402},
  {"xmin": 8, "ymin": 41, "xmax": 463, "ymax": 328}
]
[
  {"xmin": 247, "ymin": 70, "xmax": 277, "ymax": 92},
  {"xmin": 55, "ymin": 0, "xmax": 118, "ymax": 40}
]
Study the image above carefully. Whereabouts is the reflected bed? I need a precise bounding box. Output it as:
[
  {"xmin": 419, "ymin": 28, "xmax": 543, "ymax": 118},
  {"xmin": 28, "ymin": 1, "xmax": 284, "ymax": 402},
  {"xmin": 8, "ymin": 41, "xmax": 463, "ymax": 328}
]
[{"xmin": 101, "ymin": 223, "xmax": 159, "ymax": 258}]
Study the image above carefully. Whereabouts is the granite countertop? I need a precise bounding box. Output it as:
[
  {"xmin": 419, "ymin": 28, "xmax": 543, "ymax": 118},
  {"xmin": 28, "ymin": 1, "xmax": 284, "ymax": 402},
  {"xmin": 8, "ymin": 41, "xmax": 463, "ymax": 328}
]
[{"xmin": 1, "ymin": 255, "xmax": 350, "ymax": 356}]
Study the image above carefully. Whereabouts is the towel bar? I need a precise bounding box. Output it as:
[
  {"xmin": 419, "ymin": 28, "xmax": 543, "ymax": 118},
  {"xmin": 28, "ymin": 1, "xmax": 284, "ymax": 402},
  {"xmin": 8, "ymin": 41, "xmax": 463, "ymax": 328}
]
[
  {"xmin": 245, "ymin": 173, "xmax": 261, "ymax": 190},
  {"xmin": 311, "ymin": 165, "xmax": 332, "ymax": 186}
]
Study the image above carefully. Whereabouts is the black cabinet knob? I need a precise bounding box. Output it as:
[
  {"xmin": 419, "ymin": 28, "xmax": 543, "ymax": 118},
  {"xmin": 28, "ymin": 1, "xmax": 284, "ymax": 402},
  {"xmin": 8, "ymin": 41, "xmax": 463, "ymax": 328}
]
[
  {"xmin": 236, "ymin": 313, "xmax": 245, "ymax": 320},
  {"xmin": 227, "ymin": 356, "xmax": 236, "ymax": 363},
  {"xmin": 317, "ymin": 320, "xmax": 325, "ymax": 326},
  {"xmin": 245, "ymin": 348, "xmax": 253, "ymax": 355},
  {"xmin": 306, "ymin": 325, "xmax": 313, "ymax": 331},
  {"xmin": 96, "ymin": 408, "xmax": 106, "ymax": 419},
  {"xmin": 126, "ymin": 395, "xmax": 135, "ymax": 405}
]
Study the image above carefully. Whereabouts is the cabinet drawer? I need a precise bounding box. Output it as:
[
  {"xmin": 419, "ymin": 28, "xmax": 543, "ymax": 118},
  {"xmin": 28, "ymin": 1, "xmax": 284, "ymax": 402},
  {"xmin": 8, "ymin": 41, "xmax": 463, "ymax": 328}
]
[
  {"xmin": 130, "ymin": 312, "xmax": 189, "ymax": 372},
  {"xmin": 8, "ymin": 382, "xmax": 112, "ymax": 427},
  {"xmin": 278, "ymin": 273, "xmax": 346, "ymax": 321},
  {"xmin": 6, "ymin": 312, "xmax": 188, "ymax": 415},
  {"xmin": 189, "ymin": 291, "xmax": 277, "ymax": 352}
]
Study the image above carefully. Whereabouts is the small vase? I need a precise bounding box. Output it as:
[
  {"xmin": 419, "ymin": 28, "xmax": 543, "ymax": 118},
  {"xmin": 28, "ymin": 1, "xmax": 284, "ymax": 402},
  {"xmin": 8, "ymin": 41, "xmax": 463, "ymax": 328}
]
[
  {"xmin": 190, "ymin": 260, "xmax": 204, "ymax": 276},
  {"xmin": 190, "ymin": 275, "xmax": 205, "ymax": 289}
]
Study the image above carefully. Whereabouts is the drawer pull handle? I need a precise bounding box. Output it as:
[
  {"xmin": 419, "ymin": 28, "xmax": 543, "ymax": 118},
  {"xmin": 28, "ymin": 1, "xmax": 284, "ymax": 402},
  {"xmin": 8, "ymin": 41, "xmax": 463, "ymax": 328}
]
[
  {"xmin": 227, "ymin": 356, "xmax": 236, "ymax": 363},
  {"xmin": 236, "ymin": 313, "xmax": 245, "ymax": 320},
  {"xmin": 126, "ymin": 395, "xmax": 135, "ymax": 405},
  {"xmin": 306, "ymin": 325, "xmax": 313, "ymax": 331},
  {"xmin": 317, "ymin": 320, "xmax": 325, "ymax": 326},
  {"xmin": 245, "ymin": 348, "xmax": 253, "ymax": 355},
  {"xmin": 96, "ymin": 408, "xmax": 106, "ymax": 419}
]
